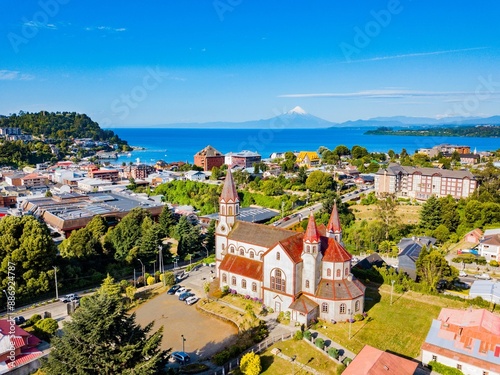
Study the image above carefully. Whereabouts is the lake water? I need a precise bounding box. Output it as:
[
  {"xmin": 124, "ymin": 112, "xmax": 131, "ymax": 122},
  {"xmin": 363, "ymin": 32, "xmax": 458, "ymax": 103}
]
[{"xmin": 108, "ymin": 127, "xmax": 500, "ymax": 164}]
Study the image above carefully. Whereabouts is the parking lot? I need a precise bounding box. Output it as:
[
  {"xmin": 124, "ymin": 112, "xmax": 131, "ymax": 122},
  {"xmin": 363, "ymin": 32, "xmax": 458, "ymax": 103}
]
[{"xmin": 133, "ymin": 265, "xmax": 238, "ymax": 363}]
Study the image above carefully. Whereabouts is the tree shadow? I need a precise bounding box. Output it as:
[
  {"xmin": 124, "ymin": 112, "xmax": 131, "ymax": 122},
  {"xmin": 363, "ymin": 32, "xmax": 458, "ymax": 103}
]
[{"xmin": 259, "ymin": 354, "xmax": 275, "ymax": 372}]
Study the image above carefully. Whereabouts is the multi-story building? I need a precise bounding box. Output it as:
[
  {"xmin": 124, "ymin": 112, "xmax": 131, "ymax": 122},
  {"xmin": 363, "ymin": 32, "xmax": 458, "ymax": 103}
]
[
  {"xmin": 418, "ymin": 144, "xmax": 471, "ymax": 158},
  {"xmin": 194, "ymin": 145, "xmax": 225, "ymax": 171},
  {"xmin": 216, "ymin": 171, "xmax": 365, "ymax": 326},
  {"xmin": 375, "ymin": 163, "xmax": 477, "ymax": 200},
  {"xmin": 122, "ymin": 164, "xmax": 155, "ymax": 180},
  {"xmin": 296, "ymin": 151, "xmax": 320, "ymax": 168},
  {"xmin": 21, "ymin": 173, "xmax": 49, "ymax": 188},
  {"xmin": 421, "ymin": 308, "xmax": 500, "ymax": 375},
  {"xmin": 478, "ymin": 229, "xmax": 500, "ymax": 262},
  {"xmin": 225, "ymin": 151, "xmax": 261, "ymax": 168},
  {"xmin": 0, "ymin": 127, "xmax": 22, "ymax": 136},
  {"xmin": 87, "ymin": 169, "xmax": 119, "ymax": 182}
]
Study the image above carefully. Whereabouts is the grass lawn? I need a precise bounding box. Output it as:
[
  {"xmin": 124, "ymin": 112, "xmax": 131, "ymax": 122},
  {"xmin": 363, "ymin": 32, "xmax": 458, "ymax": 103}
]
[
  {"xmin": 315, "ymin": 284, "xmax": 466, "ymax": 358},
  {"xmin": 259, "ymin": 339, "xmax": 341, "ymax": 375},
  {"xmin": 350, "ymin": 204, "xmax": 421, "ymax": 225},
  {"xmin": 220, "ymin": 294, "xmax": 263, "ymax": 316},
  {"xmin": 199, "ymin": 299, "xmax": 260, "ymax": 330}
]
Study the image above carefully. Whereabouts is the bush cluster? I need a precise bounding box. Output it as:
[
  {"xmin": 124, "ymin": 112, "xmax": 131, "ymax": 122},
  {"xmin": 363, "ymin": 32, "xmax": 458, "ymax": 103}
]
[{"xmin": 428, "ymin": 360, "xmax": 464, "ymax": 375}]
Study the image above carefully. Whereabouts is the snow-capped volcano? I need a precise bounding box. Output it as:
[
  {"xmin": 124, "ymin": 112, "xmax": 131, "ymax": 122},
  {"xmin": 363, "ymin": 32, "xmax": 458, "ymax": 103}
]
[{"xmin": 287, "ymin": 106, "xmax": 307, "ymax": 115}]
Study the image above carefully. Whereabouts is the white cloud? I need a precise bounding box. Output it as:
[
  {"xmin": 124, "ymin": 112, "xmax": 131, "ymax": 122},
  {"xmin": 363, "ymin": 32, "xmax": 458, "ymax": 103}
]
[
  {"xmin": 23, "ymin": 21, "xmax": 57, "ymax": 30},
  {"xmin": 278, "ymin": 89, "xmax": 494, "ymax": 99},
  {"xmin": 347, "ymin": 47, "xmax": 488, "ymax": 63},
  {"xmin": 85, "ymin": 26, "xmax": 127, "ymax": 32},
  {"xmin": 0, "ymin": 70, "xmax": 34, "ymax": 81}
]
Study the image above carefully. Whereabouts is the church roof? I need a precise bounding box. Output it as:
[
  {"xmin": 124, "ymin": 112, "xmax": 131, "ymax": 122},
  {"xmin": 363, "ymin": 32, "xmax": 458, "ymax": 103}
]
[
  {"xmin": 220, "ymin": 169, "xmax": 239, "ymax": 203},
  {"xmin": 321, "ymin": 237, "xmax": 352, "ymax": 262},
  {"xmin": 304, "ymin": 214, "xmax": 320, "ymax": 243},
  {"xmin": 219, "ymin": 254, "xmax": 263, "ymax": 280},
  {"xmin": 289, "ymin": 294, "xmax": 319, "ymax": 314},
  {"xmin": 227, "ymin": 221, "xmax": 296, "ymax": 248},
  {"xmin": 195, "ymin": 145, "xmax": 223, "ymax": 157},
  {"xmin": 276, "ymin": 233, "xmax": 305, "ymax": 263},
  {"xmin": 316, "ymin": 278, "xmax": 365, "ymax": 301},
  {"xmin": 326, "ymin": 201, "xmax": 342, "ymax": 233}
]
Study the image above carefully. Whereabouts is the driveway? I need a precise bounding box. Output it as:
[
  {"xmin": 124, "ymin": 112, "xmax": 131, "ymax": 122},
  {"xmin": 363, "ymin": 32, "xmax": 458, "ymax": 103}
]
[{"xmin": 133, "ymin": 265, "xmax": 238, "ymax": 362}]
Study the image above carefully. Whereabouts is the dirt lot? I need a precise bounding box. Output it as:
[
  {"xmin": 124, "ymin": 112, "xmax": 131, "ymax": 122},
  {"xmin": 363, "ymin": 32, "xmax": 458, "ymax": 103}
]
[
  {"xmin": 350, "ymin": 203, "xmax": 421, "ymax": 224},
  {"xmin": 133, "ymin": 266, "xmax": 238, "ymax": 363}
]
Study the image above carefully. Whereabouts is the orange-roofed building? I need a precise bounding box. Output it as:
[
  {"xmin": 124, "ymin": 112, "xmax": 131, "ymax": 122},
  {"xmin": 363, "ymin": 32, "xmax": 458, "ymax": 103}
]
[
  {"xmin": 0, "ymin": 320, "xmax": 42, "ymax": 372},
  {"xmin": 421, "ymin": 308, "xmax": 500, "ymax": 375},
  {"xmin": 343, "ymin": 345, "xmax": 418, "ymax": 375},
  {"xmin": 216, "ymin": 171, "xmax": 365, "ymax": 326}
]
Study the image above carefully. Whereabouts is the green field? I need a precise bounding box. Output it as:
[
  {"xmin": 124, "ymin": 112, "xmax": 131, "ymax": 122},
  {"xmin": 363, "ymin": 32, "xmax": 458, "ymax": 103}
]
[{"xmin": 315, "ymin": 284, "xmax": 466, "ymax": 358}]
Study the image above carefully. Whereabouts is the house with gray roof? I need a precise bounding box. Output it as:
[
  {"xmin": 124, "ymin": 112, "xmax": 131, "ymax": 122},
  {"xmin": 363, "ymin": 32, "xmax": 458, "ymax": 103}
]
[{"xmin": 397, "ymin": 236, "xmax": 437, "ymax": 280}]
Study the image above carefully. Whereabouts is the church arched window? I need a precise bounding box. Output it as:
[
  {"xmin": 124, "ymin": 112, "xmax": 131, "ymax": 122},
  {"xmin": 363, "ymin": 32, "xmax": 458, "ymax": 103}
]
[
  {"xmin": 241, "ymin": 279, "xmax": 247, "ymax": 289},
  {"xmin": 345, "ymin": 268, "xmax": 348, "ymax": 277},
  {"xmin": 327, "ymin": 269, "xmax": 331, "ymax": 277},
  {"xmin": 270, "ymin": 269, "xmax": 286, "ymax": 293},
  {"xmin": 336, "ymin": 269, "xmax": 341, "ymax": 278},
  {"xmin": 252, "ymin": 282, "xmax": 257, "ymax": 292},
  {"xmin": 250, "ymin": 251, "xmax": 254, "ymax": 259},
  {"xmin": 276, "ymin": 252, "xmax": 280, "ymax": 260},
  {"xmin": 322, "ymin": 303, "xmax": 328, "ymax": 313},
  {"xmin": 340, "ymin": 303, "xmax": 346, "ymax": 314},
  {"xmin": 221, "ymin": 206, "xmax": 226, "ymax": 215},
  {"xmin": 355, "ymin": 300, "xmax": 360, "ymax": 312},
  {"xmin": 305, "ymin": 280, "xmax": 310, "ymax": 288},
  {"xmin": 240, "ymin": 248, "xmax": 244, "ymax": 256},
  {"xmin": 228, "ymin": 206, "xmax": 233, "ymax": 215},
  {"xmin": 222, "ymin": 274, "xmax": 227, "ymax": 283},
  {"xmin": 306, "ymin": 245, "xmax": 310, "ymax": 253},
  {"xmin": 230, "ymin": 246, "xmax": 235, "ymax": 254},
  {"xmin": 231, "ymin": 276, "xmax": 236, "ymax": 286}
]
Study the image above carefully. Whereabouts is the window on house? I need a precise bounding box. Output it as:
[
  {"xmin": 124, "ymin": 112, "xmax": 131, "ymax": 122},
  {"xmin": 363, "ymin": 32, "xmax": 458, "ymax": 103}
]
[
  {"xmin": 252, "ymin": 282, "xmax": 257, "ymax": 292},
  {"xmin": 327, "ymin": 269, "xmax": 331, "ymax": 277},
  {"xmin": 250, "ymin": 251, "xmax": 254, "ymax": 259},
  {"xmin": 322, "ymin": 303, "xmax": 328, "ymax": 313},
  {"xmin": 306, "ymin": 245, "xmax": 310, "ymax": 253},
  {"xmin": 230, "ymin": 246, "xmax": 235, "ymax": 254},
  {"xmin": 228, "ymin": 206, "xmax": 233, "ymax": 215},
  {"xmin": 242, "ymin": 279, "xmax": 247, "ymax": 289},
  {"xmin": 457, "ymin": 364, "xmax": 462, "ymax": 370},
  {"xmin": 231, "ymin": 276, "xmax": 236, "ymax": 286},
  {"xmin": 340, "ymin": 303, "xmax": 346, "ymax": 314},
  {"xmin": 432, "ymin": 355, "xmax": 437, "ymax": 361},
  {"xmin": 355, "ymin": 300, "xmax": 360, "ymax": 312},
  {"xmin": 222, "ymin": 274, "xmax": 227, "ymax": 283},
  {"xmin": 276, "ymin": 252, "xmax": 280, "ymax": 260},
  {"xmin": 240, "ymin": 249, "xmax": 244, "ymax": 256},
  {"xmin": 336, "ymin": 269, "xmax": 341, "ymax": 278}
]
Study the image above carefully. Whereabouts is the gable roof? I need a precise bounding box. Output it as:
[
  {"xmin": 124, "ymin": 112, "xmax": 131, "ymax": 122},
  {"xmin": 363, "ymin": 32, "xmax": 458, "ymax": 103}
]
[
  {"xmin": 355, "ymin": 253, "xmax": 386, "ymax": 270},
  {"xmin": 343, "ymin": 345, "xmax": 418, "ymax": 375},
  {"xmin": 275, "ymin": 233, "xmax": 304, "ymax": 263},
  {"xmin": 220, "ymin": 169, "xmax": 239, "ymax": 203},
  {"xmin": 289, "ymin": 294, "xmax": 318, "ymax": 314},
  {"xmin": 218, "ymin": 254, "xmax": 263, "ymax": 280},
  {"xmin": 195, "ymin": 145, "xmax": 223, "ymax": 157},
  {"xmin": 481, "ymin": 234, "xmax": 500, "ymax": 246},
  {"xmin": 296, "ymin": 151, "xmax": 320, "ymax": 163},
  {"xmin": 227, "ymin": 221, "xmax": 296, "ymax": 248}
]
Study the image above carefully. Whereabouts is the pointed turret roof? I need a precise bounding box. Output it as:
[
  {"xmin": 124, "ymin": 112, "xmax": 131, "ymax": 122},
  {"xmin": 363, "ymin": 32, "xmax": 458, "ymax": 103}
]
[
  {"xmin": 304, "ymin": 213, "xmax": 320, "ymax": 243},
  {"xmin": 220, "ymin": 169, "xmax": 239, "ymax": 203},
  {"xmin": 327, "ymin": 201, "xmax": 342, "ymax": 233}
]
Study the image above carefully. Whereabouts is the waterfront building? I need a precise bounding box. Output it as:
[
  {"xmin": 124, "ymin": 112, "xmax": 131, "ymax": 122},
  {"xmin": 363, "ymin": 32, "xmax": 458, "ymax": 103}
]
[
  {"xmin": 215, "ymin": 171, "xmax": 365, "ymax": 325},
  {"xmin": 194, "ymin": 145, "xmax": 225, "ymax": 171},
  {"xmin": 374, "ymin": 163, "xmax": 477, "ymax": 200}
]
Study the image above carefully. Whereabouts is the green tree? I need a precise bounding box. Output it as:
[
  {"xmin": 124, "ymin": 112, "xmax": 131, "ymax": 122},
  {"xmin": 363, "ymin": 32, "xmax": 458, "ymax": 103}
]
[
  {"xmin": 33, "ymin": 318, "xmax": 59, "ymax": 342},
  {"xmin": 419, "ymin": 195, "xmax": 442, "ymax": 230},
  {"xmin": 463, "ymin": 200, "xmax": 482, "ymax": 226},
  {"xmin": 282, "ymin": 151, "xmax": 297, "ymax": 172},
  {"xmin": 204, "ymin": 220, "xmax": 216, "ymax": 254},
  {"xmin": 416, "ymin": 247, "xmax": 454, "ymax": 291},
  {"xmin": 240, "ymin": 352, "xmax": 261, "ymax": 375},
  {"xmin": 433, "ymin": 224, "xmax": 450, "ymax": 243},
  {"xmin": 42, "ymin": 279, "xmax": 167, "ymax": 374},
  {"xmin": 375, "ymin": 194, "xmax": 399, "ymax": 240},
  {"xmin": 333, "ymin": 145, "xmax": 350, "ymax": 157},
  {"xmin": 351, "ymin": 145, "xmax": 368, "ymax": 159},
  {"xmin": 305, "ymin": 170, "xmax": 334, "ymax": 193},
  {"xmin": 159, "ymin": 205, "xmax": 176, "ymax": 237},
  {"xmin": 261, "ymin": 179, "xmax": 284, "ymax": 196},
  {"xmin": 59, "ymin": 228, "xmax": 98, "ymax": 259}
]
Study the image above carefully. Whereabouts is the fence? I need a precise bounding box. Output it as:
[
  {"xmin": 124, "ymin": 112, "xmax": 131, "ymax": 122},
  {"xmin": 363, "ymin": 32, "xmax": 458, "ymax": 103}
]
[{"xmin": 207, "ymin": 332, "xmax": 294, "ymax": 375}]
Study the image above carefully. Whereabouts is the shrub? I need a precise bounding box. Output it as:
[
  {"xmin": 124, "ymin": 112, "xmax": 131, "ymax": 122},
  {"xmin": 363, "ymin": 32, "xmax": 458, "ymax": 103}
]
[
  {"xmin": 33, "ymin": 318, "xmax": 59, "ymax": 342},
  {"xmin": 303, "ymin": 330, "xmax": 312, "ymax": 341},
  {"xmin": 315, "ymin": 337, "xmax": 325, "ymax": 350},
  {"xmin": 160, "ymin": 271, "xmax": 175, "ymax": 286},
  {"xmin": 470, "ymin": 296, "xmax": 490, "ymax": 309},
  {"xmin": 328, "ymin": 347, "xmax": 339, "ymax": 359},
  {"xmin": 222, "ymin": 285, "xmax": 230, "ymax": 296},
  {"xmin": 490, "ymin": 260, "xmax": 499, "ymax": 267},
  {"xmin": 428, "ymin": 360, "xmax": 464, "ymax": 375},
  {"xmin": 294, "ymin": 330, "xmax": 303, "ymax": 341},
  {"xmin": 343, "ymin": 357, "xmax": 352, "ymax": 366},
  {"xmin": 25, "ymin": 314, "xmax": 42, "ymax": 327},
  {"xmin": 146, "ymin": 276, "xmax": 155, "ymax": 286},
  {"xmin": 240, "ymin": 352, "xmax": 261, "ymax": 375},
  {"xmin": 354, "ymin": 314, "xmax": 364, "ymax": 321},
  {"xmin": 336, "ymin": 364, "xmax": 347, "ymax": 375}
]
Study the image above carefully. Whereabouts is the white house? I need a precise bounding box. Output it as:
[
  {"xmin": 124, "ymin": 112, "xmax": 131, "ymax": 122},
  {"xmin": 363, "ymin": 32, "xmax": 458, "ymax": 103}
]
[
  {"xmin": 216, "ymin": 170, "xmax": 365, "ymax": 326},
  {"xmin": 421, "ymin": 308, "xmax": 500, "ymax": 375},
  {"xmin": 185, "ymin": 171, "xmax": 206, "ymax": 181},
  {"xmin": 478, "ymin": 229, "xmax": 500, "ymax": 261}
]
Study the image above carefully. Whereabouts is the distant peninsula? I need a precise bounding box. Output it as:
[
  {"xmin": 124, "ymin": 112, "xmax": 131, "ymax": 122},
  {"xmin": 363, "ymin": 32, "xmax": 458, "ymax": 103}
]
[{"xmin": 365, "ymin": 125, "xmax": 500, "ymax": 138}]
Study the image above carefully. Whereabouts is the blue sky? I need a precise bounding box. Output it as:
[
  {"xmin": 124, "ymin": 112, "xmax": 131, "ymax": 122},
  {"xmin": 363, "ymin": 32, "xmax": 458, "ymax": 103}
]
[{"xmin": 1, "ymin": 0, "xmax": 500, "ymax": 126}]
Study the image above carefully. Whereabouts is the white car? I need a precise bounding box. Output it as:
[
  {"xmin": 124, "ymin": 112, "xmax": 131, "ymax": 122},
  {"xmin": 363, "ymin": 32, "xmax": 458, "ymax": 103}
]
[
  {"xmin": 459, "ymin": 270, "xmax": 468, "ymax": 277},
  {"xmin": 175, "ymin": 287, "xmax": 187, "ymax": 296},
  {"xmin": 475, "ymin": 273, "xmax": 491, "ymax": 280},
  {"xmin": 185, "ymin": 296, "xmax": 199, "ymax": 305}
]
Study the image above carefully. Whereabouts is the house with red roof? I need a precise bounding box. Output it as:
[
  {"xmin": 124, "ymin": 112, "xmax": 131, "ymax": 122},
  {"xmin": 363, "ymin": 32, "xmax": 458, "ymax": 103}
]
[
  {"xmin": 421, "ymin": 308, "xmax": 500, "ymax": 375},
  {"xmin": 216, "ymin": 170, "xmax": 365, "ymax": 326},
  {"xmin": 0, "ymin": 320, "xmax": 42, "ymax": 373},
  {"xmin": 343, "ymin": 345, "xmax": 418, "ymax": 375}
]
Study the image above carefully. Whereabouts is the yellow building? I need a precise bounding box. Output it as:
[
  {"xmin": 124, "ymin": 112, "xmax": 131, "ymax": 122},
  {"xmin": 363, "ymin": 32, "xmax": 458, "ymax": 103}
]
[{"xmin": 296, "ymin": 151, "xmax": 320, "ymax": 168}]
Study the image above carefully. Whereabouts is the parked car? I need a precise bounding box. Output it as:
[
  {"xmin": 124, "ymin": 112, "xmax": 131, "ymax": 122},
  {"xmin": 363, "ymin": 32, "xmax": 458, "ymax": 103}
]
[
  {"xmin": 14, "ymin": 316, "xmax": 25, "ymax": 325},
  {"xmin": 475, "ymin": 273, "xmax": 491, "ymax": 280},
  {"xmin": 436, "ymin": 279, "xmax": 449, "ymax": 290},
  {"xmin": 167, "ymin": 285, "xmax": 181, "ymax": 295},
  {"xmin": 175, "ymin": 287, "xmax": 187, "ymax": 296},
  {"xmin": 178, "ymin": 292, "xmax": 194, "ymax": 301},
  {"xmin": 171, "ymin": 351, "xmax": 190, "ymax": 364},
  {"xmin": 458, "ymin": 270, "xmax": 468, "ymax": 277},
  {"xmin": 282, "ymin": 216, "xmax": 290, "ymax": 222},
  {"xmin": 185, "ymin": 296, "xmax": 199, "ymax": 305},
  {"xmin": 453, "ymin": 281, "xmax": 470, "ymax": 289},
  {"xmin": 60, "ymin": 294, "xmax": 78, "ymax": 303}
]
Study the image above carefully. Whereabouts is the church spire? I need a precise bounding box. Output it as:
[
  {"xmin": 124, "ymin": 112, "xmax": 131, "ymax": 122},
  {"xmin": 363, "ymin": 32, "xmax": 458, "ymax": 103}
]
[
  {"xmin": 304, "ymin": 213, "xmax": 320, "ymax": 243},
  {"xmin": 326, "ymin": 201, "xmax": 343, "ymax": 243},
  {"xmin": 220, "ymin": 169, "xmax": 239, "ymax": 203}
]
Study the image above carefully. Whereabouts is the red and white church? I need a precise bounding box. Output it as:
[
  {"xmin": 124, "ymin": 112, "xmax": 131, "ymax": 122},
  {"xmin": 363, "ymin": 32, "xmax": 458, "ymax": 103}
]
[{"xmin": 215, "ymin": 171, "xmax": 365, "ymax": 325}]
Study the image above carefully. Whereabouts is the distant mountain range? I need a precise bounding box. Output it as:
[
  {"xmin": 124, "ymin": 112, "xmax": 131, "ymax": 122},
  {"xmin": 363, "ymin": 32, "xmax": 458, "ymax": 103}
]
[{"xmin": 124, "ymin": 107, "xmax": 500, "ymax": 129}]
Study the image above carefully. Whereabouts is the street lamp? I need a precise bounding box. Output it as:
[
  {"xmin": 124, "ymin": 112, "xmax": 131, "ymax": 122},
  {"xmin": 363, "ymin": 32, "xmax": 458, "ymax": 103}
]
[
  {"xmin": 181, "ymin": 334, "xmax": 186, "ymax": 353},
  {"xmin": 53, "ymin": 266, "xmax": 58, "ymax": 300},
  {"xmin": 201, "ymin": 243, "xmax": 209, "ymax": 259},
  {"xmin": 348, "ymin": 309, "xmax": 352, "ymax": 340},
  {"xmin": 390, "ymin": 279, "xmax": 395, "ymax": 306},
  {"xmin": 152, "ymin": 260, "xmax": 157, "ymax": 279},
  {"xmin": 137, "ymin": 259, "xmax": 145, "ymax": 283}
]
